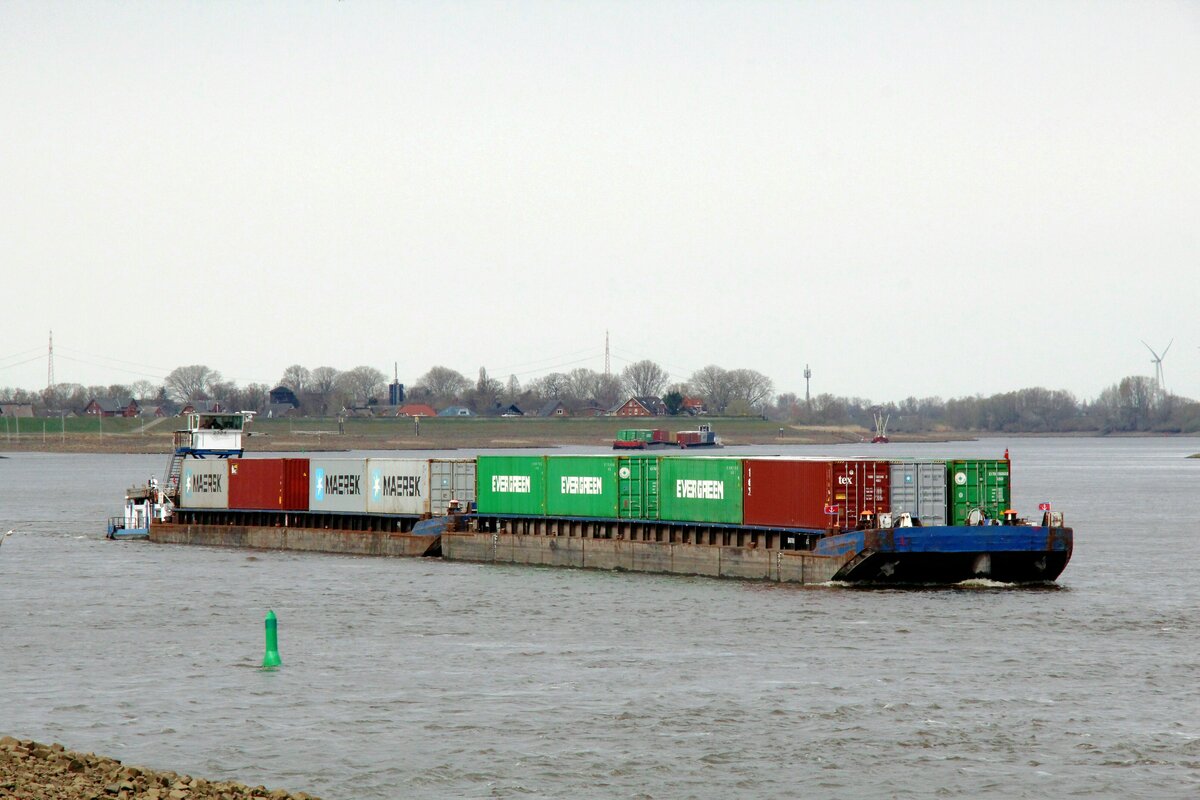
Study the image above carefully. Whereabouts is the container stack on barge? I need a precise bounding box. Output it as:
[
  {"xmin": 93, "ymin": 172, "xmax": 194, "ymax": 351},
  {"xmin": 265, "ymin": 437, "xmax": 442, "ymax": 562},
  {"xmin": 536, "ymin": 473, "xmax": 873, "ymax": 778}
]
[{"xmin": 137, "ymin": 414, "xmax": 1073, "ymax": 585}]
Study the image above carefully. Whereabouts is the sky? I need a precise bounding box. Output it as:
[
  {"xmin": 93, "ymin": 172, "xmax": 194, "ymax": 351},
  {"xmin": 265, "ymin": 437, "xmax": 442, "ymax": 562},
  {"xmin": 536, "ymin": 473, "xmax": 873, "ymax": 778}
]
[{"xmin": 1, "ymin": 1, "xmax": 1197, "ymax": 403}]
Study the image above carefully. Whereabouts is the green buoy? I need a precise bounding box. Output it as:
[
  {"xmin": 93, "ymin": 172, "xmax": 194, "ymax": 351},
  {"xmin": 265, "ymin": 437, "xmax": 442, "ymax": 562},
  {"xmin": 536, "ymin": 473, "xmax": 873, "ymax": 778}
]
[{"xmin": 262, "ymin": 609, "xmax": 281, "ymax": 668}]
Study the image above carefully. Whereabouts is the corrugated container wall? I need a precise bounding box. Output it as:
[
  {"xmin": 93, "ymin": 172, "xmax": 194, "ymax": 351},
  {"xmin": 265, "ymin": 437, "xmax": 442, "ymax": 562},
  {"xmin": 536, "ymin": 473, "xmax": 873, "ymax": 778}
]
[
  {"xmin": 618, "ymin": 455, "xmax": 659, "ymax": 519},
  {"xmin": 365, "ymin": 458, "xmax": 430, "ymax": 515},
  {"xmin": 546, "ymin": 456, "xmax": 620, "ymax": 518},
  {"xmin": 178, "ymin": 458, "xmax": 229, "ymax": 510},
  {"xmin": 949, "ymin": 459, "xmax": 1011, "ymax": 524},
  {"xmin": 429, "ymin": 459, "xmax": 476, "ymax": 516},
  {"xmin": 309, "ymin": 458, "xmax": 368, "ymax": 514},
  {"xmin": 743, "ymin": 459, "xmax": 830, "ymax": 529},
  {"xmin": 828, "ymin": 460, "xmax": 891, "ymax": 529},
  {"xmin": 658, "ymin": 457, "xmax": 743, "ymax": 525},
  {"xmin": 475, "ymin": 455, "xmax": 546, "ymax": 516},
  {"xmin": 889, "ymin": 461, "xmax": 949, "ymax": 526},
  {"xmin": 228, "ymin": 458, "xmax": 309, "ymax": 511}
]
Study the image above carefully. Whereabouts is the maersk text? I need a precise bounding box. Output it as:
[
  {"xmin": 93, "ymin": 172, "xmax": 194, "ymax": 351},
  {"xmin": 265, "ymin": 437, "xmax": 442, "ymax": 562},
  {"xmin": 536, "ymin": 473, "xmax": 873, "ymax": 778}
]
[
  {"xmin": 323, "ymin": 474, "xmax": 361, "ymax": 496},
  {"xmin": 186, "ymin": 474, "xmax": 222, "ymax": 493}
]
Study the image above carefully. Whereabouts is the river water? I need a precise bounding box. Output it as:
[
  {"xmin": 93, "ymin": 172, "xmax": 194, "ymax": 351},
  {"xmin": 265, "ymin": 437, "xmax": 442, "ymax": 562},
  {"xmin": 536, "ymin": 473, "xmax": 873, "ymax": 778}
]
[{"xmin": 1, "ymin": 438, "xmax": 1198, "ymax": 799}]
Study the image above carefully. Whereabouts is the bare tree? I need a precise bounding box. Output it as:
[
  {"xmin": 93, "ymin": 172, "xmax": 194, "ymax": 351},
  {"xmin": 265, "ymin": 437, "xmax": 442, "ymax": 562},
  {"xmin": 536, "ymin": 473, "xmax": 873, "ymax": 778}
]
[
  {"xmin": 564, "ymin": 368, "xmax": 602, "ymax": 403},
  {"xmin": 279, "ymin": 364, "xmax": 310, "ymax": 393},
  {"xmin": 128, "ymin": 380, "xmax": 159, "ymax": 401},
  {"xmin": 240, "ymin": 382, "xmax": 271, "ymax": 413},
  {"xmin": 727, "ymin": 368, "xmax": 774, "ymax": 410},
  {"xmin": 338, "ymin": 365, "xmax": 387, "ymax": 405},
  {"xmin": 165, "ymin": 365, "xmax": 222, "ymax": 402},
  {"xmin": 689, "ymin": 365, "xmax": 732, "ymax": 414},
  {"xmin": 593, "ymin": 373, "xmax": 624, "ymax": 408},
  {"xmin": 470, "ymin": 367, "xmax": 502, "ymax": 411},
  {"xmin": 416, "ymin": 366, "xmax": 471, "ymax": 401},
  {"xmin": 209, "ymin": 380, "xmax": 239, "ymax": 410},
  {"xmin": 530, "ymin": 372, "xmax": 568, "ymax": 400},
  {"xmin": 505, "ymin": 374, "xmax": 521, "ymax": 404},
  {"xmin": 305, "ymin": 367, "xmax": 341, "ymax": 415},
  {"xmin": 621, "ymin": 360, "xmax": 668, "ymax": 398}
]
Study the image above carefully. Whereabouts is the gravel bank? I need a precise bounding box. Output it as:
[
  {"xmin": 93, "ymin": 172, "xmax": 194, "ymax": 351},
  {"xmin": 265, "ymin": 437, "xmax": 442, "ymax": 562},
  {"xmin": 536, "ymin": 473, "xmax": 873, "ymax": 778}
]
[{"xmin": 0, "ymin": 738, "xmax": 320, "ymax": 800}]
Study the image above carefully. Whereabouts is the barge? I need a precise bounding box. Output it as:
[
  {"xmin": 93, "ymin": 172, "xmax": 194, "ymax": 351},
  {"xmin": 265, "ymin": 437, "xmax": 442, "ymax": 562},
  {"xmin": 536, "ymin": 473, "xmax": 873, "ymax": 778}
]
[{"xmin": 126, "ymin": 414, "xmax": 1073, "ymax": 585}]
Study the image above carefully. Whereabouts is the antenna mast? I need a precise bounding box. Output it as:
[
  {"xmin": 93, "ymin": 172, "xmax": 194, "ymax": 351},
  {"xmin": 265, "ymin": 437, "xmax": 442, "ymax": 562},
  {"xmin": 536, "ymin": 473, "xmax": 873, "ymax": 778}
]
[
  {"xmin": 804, "ymin": 364, "xmax": 811, "ymax": 408},
  {"xmin": 47, "ymin": 330, "xmax": 54, "ymax": 392},
  {"xmin": 604, "ymin": 330, "xmax": 611, "ymax": 378}
]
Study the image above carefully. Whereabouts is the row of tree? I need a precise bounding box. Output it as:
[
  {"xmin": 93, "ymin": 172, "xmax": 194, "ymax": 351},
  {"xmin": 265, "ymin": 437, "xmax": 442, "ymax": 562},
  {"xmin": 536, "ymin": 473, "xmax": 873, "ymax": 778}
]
[
  {"xmin": 779, "ymin": 377, "xmax": 1200, "ymax": 434},
  {"xmin": 2, "ymin": 361, "xmax": 1196, "ymax": 433}
]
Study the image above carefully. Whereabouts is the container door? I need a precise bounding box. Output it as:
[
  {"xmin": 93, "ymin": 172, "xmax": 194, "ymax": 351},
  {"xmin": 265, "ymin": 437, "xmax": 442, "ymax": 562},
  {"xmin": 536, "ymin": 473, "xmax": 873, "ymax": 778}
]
[
  {"xmin": 618, "ymin": 456, "xmax": 658, "ymax": 519},
  {"xmin": 950, "ymin": 460, "xmax": 1009, "ymax": 524},
  {"xmin": 455, "ymin": 460, "xmax": 476, "ymax": 512},
  {"xmin": 917, "ymin": 461, "xmax": 948, "ymax": 526},
  {"xmin": 430, "ymin": 460, "xmax": 452, "ymax": 516},
  {"xmin": 889, "ymin": 462, "xmax": 918, "ymax": 519}
]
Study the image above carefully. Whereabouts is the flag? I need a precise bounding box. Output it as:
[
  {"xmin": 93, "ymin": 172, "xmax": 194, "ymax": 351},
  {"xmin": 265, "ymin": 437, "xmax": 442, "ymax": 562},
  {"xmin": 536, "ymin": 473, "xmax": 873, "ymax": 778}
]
[{"xmin": 1038, "ymin": 502, "xmax": 1052, "ymax": 511}]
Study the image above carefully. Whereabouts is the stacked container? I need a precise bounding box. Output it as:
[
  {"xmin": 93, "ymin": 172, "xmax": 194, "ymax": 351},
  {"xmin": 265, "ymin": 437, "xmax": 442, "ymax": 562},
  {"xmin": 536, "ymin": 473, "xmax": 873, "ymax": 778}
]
[
  {"xmin": 178, "ymin": 459, "xmax": 230, "ymax": 509},
  {"xmin": 743, "ymin": 459, "xmax": 829, "ymax": 529},
  {"xmin": 657, "ymin": 457, "xmax": 743, "ymax": 525},
  {"xmin": 618, "ymin": 455, "xmax": 659, "ymax": 519},
  {"xmin": 309, "ymin": 458, "xmax": 368, "ymax": 514},
  {"xmin": 948, "ymin": 459, "xmax": 1011, "ymax": 524},
  {"xmin": 475, "ymin": 455, "xmax": 546, "ymax": 516},
  {"xmin": 888, "ymin": 461, "xmax": 949, "ymax": 526},
  {"xmin": 545, "ymin": 455, "xmax": 620, "ymax": 518},
  {"xmin": 429, "ymin": 459, "xmax": 476, "ymax": 516},
  {"xmin": 743, "ymin": 459, "xmax": 890, "ymax": 530},
  {"xmin": 228, "ymin": 458, "xmax": 309, "ymax": 511},
  {"xmin": 365, "ymin": 458, "xmax": 430, "ymax": 515}
]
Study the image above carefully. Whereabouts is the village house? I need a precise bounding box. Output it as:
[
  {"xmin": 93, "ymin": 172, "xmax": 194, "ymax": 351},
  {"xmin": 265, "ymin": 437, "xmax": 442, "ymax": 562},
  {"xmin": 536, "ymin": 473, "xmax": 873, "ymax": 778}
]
[
  {"xmin": 537, "ymin": 400, "xmax": 569, "ymax": 418},
  {"xmin": 611, "ymin": 396, "xmax": 666, "ymax": 417},
  {"xmin": 396, "ymin": 403, "xmax": 438, "ymax": 417},
  {"xmin": 0, "ymin": 403, "xmax": 34, "ymax": 418},
  {"xmin": 83, "ymin": 398, "xmax": 140, "ymax": 418}
]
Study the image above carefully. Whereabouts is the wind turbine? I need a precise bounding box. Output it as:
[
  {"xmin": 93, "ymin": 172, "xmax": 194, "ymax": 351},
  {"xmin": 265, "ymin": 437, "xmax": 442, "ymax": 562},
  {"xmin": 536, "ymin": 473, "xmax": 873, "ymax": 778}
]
[{"xmin": 1141, "ymin": 339, "xmax": 1173, "ymax": 394}]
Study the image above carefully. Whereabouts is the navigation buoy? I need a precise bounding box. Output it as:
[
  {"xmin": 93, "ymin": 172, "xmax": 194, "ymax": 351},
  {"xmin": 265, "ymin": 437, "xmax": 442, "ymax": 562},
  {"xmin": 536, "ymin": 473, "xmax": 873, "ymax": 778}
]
[{"xmin": 262, "ymin": 610, "xmax": 281, "ymax": 668}]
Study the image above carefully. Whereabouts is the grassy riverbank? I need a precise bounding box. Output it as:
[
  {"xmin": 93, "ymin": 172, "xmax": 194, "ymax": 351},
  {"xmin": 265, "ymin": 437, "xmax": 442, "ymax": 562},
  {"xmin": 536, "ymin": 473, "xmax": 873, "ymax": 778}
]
[{"xmin": 0, "ymin": 415, "xmax": 958, "ymax": 454}]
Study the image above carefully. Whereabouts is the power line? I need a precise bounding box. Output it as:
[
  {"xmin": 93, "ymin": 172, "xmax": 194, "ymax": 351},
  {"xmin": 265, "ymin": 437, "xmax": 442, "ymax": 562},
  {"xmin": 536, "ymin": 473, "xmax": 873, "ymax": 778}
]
[
  {"xmin": 56, "ymin": 345, "xmax": 170, "ymax": 373},
  {"xmin": 492, "ymin": 345, "xmax": 603, "ymax": 375},
  {"xmin": 0, "ymin": 354, "xmax": 45, "ymax": 372},
  {"xmin": 55, "ymin": 353, "xmax": 167, "ymax": 382}
]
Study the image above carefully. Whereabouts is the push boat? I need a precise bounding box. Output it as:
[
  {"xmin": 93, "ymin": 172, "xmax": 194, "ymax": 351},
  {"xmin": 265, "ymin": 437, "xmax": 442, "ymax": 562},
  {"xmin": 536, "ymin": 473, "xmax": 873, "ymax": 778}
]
[{"xmin": 113, "ymin": 414, "xmax": 1073, "ymax": 585}]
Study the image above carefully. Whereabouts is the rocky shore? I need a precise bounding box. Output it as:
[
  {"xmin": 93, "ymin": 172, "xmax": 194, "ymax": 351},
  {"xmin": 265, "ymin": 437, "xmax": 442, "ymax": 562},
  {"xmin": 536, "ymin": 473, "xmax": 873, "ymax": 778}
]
[{"xmin": 0, "ymin": 738, "xmax": 319, "ymax": 800}]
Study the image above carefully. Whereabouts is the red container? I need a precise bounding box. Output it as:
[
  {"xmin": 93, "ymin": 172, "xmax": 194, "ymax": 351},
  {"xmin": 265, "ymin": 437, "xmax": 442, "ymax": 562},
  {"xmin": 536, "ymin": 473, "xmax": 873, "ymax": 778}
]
[
  {"xmin": 228, "ymin": 458, "xmax": 310, "ymax": 511},
  {"xmin": 651, "ymin": 429, "xmax": 671, "ymax": 444},
  {"xmin": 743, "ymin": 459, "xmax": 891, "ymax": 530},
  {"xmin": 676, "ymin": 431, "xmax": 701, "ymax": 446},
  {"xmin": 744, "ymin": 459, "xmax": 830, "ymax": 529}
]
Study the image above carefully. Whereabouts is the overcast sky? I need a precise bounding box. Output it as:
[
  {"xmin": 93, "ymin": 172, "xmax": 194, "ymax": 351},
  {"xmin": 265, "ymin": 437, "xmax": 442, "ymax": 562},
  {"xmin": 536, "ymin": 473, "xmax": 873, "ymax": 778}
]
[{"xmin": 1, "ymin": 1, "xmax": 1197, "ymax": 403}]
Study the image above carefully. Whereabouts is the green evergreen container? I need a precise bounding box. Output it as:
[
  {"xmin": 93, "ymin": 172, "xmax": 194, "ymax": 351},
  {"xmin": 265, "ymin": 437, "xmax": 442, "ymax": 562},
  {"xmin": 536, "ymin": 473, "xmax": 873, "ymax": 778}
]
[
  {"xmin": 948, "ymin": 459, "xmax": 1011, "ymax": 525},
  {"xmin": 545, "ymin": 455, "xmax": 620, "ymax": 518},
  {"xmin": 475, "ymin": 455, "xmax": 546, "ymax": 515},
  {"xmin": 618, "ymin": 455, "xmax": 660, "ymax": 519},
  {"xmin": 657, "ymin": 457, "xmax": 743, "ymax": 525}
]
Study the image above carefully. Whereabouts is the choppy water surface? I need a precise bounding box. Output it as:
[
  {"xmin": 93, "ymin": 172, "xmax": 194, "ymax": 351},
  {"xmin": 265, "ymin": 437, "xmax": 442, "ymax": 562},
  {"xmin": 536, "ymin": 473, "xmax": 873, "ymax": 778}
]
[{"xmin": 1, "ymin": 439, "xmax": 1198, "ymax": 799}]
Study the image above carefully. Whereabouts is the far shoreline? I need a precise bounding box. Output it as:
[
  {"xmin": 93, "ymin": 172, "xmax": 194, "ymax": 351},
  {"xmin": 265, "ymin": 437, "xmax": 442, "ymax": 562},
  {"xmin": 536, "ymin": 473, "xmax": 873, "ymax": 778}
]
[{"xmin": 0, "ymin": 416, "xmax": 1195, "ymax": 456}]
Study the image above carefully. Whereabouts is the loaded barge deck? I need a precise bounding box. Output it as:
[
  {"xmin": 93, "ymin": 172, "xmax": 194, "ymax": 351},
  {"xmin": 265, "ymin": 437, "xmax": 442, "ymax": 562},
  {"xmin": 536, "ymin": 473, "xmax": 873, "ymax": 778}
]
[{"xmin": 133, "ymin": 414, "xmax": 1074, "ymax": 585}]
